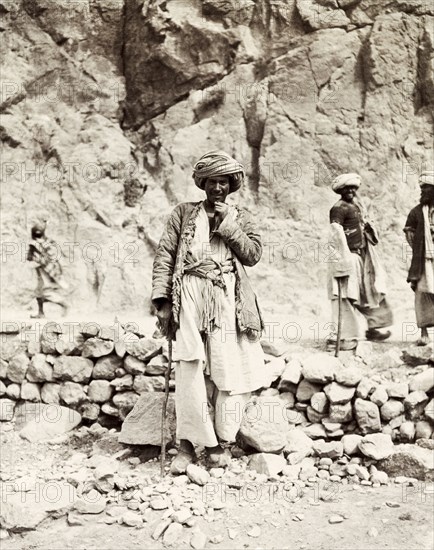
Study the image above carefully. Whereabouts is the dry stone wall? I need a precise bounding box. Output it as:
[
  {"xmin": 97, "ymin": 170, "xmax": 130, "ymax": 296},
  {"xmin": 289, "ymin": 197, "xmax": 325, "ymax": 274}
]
[{"xmin": 1, "ymin": 322, "xmax": 432, "ymax": 453}]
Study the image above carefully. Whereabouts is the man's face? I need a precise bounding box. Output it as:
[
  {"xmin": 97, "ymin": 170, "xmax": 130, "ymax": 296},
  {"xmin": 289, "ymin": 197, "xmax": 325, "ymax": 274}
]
[
  {"xmin": 204, "ymin": 175, "xmax": 230, "ymax": 205},
  {"xmin": 420, "ymin": 184, "xmax": 434, "ymax": 205},
  {"xmin": 340, "ymin": 185, "xmax": 358, "ymax": 203}
]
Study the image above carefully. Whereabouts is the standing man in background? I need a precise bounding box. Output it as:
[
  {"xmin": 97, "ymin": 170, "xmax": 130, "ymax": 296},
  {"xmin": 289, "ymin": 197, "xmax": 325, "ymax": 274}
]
[
  {"xmin": 27, "ymin": 221, "xmax": 69, "ymax": 318},
  {"xmin": 328, "ymin": 173, "xmax": 393, "ymax": 349},
  {"xmin": 404, "ymin": 171, "xmax": 434, "ymax": 349}
]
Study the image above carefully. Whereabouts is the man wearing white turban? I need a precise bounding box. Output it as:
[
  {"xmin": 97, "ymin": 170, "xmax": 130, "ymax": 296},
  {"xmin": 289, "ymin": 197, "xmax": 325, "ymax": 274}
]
[
  {"xmin": 404, "ymin": 171, "xmax": 434, "ymax": 348},
  {"xmin": 327, "ymin": 173, "xmax": 393, "ymax": 348},
  {"xmin": 152, "ymin": 150, "xmax": 268, "ymax": 473}
]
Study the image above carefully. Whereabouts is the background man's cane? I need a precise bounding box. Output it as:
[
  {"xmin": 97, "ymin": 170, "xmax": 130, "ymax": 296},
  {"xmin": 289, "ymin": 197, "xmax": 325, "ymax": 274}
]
[
  {"xmin": 335, "ymin": 278, "xmax": 343, "ymax": 358},
  {"xmin": 160, "ymin": 338, "xmax": 172, "ymax": 477}
]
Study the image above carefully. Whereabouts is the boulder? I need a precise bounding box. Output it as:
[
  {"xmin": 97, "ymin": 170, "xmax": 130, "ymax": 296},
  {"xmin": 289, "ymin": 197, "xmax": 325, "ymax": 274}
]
[
  {"xmin": 310, "ymin": 392, "xmax": 328, "ymax": 414},
  {"xmin": 334, "ymin": 367, "xmax": 363, "ymax": 387},
  {"xmin": 370, "ymin": 386, "xmax": 389, "ymax": 406},
  {"xmin": 133, "ymin": 374, "xmax": 165, "ymax": 392},
  {"xmin": 279, "ymin": 359, "xmax": 302, "ymax": 385},
  {"xmin": 124, "ymin": 338, "xmax": 162, "ymax": 362},
  {"xmin": 358, "ymin": 433, "xmax": 394, "ymax": 460},
  {"xmin": 6, "ymin": 383, "xmax": 20, "ymax": 399},
  {"xmin": 40, "ymin": 382, "xmax": 61, "ymax": 404},
  {"xmin": 402, "ymin": 345, "xmax": 433, "ymax": 367},
  {"xmin": 425, "ymin": 398, "xmax": 434, "ymax": 422},
  {"xmin": 53, "ymin": 356, "xmax": 93, "ymax": 383},
  {"xmin": 82, "ymin": 338, "xmax": 114, "ymax": 358},
  {"xmin": 380, "ymin": 399, "xmax": 404, "ymax": 421},
  {"xmin": 0, "ymin": 359, "xmax": 8, "ymax": 378},
  {"xmin": 112, "ymin": 391, "xmax": 140, "ymax": 419},
  {"xmin": 119, "ymin": 392, "xmax": 176, "ymax": 445},
  {"xmin": 123, "ymin": 355, "xmax": 146, "ymax": 375},
  {"xmin": 59, "ymin": 382, "xmax": 87, "ymax": 406},
  {"xmin": 386, "ymin": 382, "xmax": 409, "ymax": 399},
  {"xmin": 88, "ymin": 380, "xmax": 113, "ymax": 403},
  {"xmin": 400, "ymin": 421, "xmax": 415, "ymax": 442},
  {"xmin": 354, "ymin": 398, "xmax": 381, "ymax": 434},
  {"xmin": 404, "ymin": 391, "xmax": 429, "ymax": 420},
  {"xmin": 285, "ymin": 427, "xmax": 313, "ymax": 454},
  {"xmin": 306, "ymin": 406, "xmax": 327, "ymax": 423},
  {"xmin": 278, "ymin": 392, "xmax": 296, "ymax": 409},
  {"xmin": 0, "ymin": 482, "xmax": 76, "ymax": 531},
  {"xmin": 328, "ymin": 402, "xmax": 353, "ymax": 423},
  {"xmin": 296, "ymin": 379, "xmax": 322, "ymax": 402},
  {"xmin": 323, "ymin": 382, "xmax": 355, "ymax": 404},
  {"xmin": 237, "ymin": 396, "xmax": 288, "ymax": 453},
  {"xmin": 26, "ymin": 354, "xmax": 53, "ymax": 382},
  {"xmin": 301, "ymin": 353, "xmax": 339, "ymax": 384},
  {"xmin": 18, "ymin": 403, "xmax": 81, "ymax": 442},
  {"xmin": 355, "ymin": 341, "xmax": 373, "ymax": 362},
  {"xmin": 312, "ymin": 440, "xmax": 343, "ymax": 459},
  {"xmin": 356, "ymin": 378, "xmax": 376, "ymax": 399},
  {"xmin": 0, "ymin": 380, "xmax": 5, "ymax": 396},
  {"xmin": 74, "ymin": 492, "xmax": 107, "ymax": 514},
  {"xmin": 415, "ymin": 420, "xmax": 433, "ymax": 440},
  {"xmin": 389, "ymin": 414, "xmax": 405, "ymax": 429},
  {"xmin": 0, "ymin": 398, "xmax": 15, "ymax": 421},
  {"xmin": 80, "ymin": 402, "xmax": 100, "ymax": 421},
  {"xmin": 378, "ymin": 444, "xmax": 434, "ymax": 480},
  {"xmin": 186, "ymin": 464, "xmax": 210, "ymax": 486},
  {"xmin": 92, "ymin": 355, "xmax": 122, "ymax": 379},
  {"xmin": 302, "ymin": 423, "xmax": 328, "ymax": 439},
  {"xmin": 6, "ymin": 352, "xmax": 29, "ymax": 383},
  {"xmin": 110, "ymin": 374, "xmax": 134, "ymax": 391},
  {"xmin": 20, "ymin": 382, "xmax": 41, "ymax": 402},
  {"xmin": 341, "ymin": 434, "xmax": 362, "ymax": 455},
  {"xmin": 260, "ymin": 339, "xmax": 288, "ymax": 357},
  {"xmin": 409, "ymin": 368, "xmax": 434, "ymax": 393},
  {"xmin": 248, "ymin": 453, "xmax": 286, "ymax": 477}
]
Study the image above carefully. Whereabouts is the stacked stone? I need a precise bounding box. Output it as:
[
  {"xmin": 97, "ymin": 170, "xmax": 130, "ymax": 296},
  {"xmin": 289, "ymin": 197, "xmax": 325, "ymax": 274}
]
[
  {"xmin": 0, "ymin": 322, "xmax": 175, "ymax": 424},
  {"xmin": 259, "ymin": 344, "xmax": 434, "ymax": 446}
]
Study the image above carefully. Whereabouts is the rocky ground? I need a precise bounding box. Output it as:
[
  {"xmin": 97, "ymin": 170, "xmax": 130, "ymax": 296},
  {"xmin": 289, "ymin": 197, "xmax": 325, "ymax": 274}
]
[
  {"xmin": 1, "ymin": 420, "xmax": 434, "ymax": 550},
  {"xmin": 1, "ymin": 323, "xmax": 433, "ymax": 550}
]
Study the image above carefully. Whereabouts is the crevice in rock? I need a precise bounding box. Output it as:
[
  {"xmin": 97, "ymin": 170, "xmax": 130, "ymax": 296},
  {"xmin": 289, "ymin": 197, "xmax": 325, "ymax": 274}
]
[
  {"xmin": 414, "ymin": 23, "xmax": 434, "ymax": 113},
  {"xmin": 355, "ymin": 25, "xmax": 373, "ymax": 150}
]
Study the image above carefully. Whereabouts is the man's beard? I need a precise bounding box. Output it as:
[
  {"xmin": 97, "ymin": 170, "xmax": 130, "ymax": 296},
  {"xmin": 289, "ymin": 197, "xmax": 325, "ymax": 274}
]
[{"xmin": 420, "ymin": 195, "xmax": 434, "ymax": 206}]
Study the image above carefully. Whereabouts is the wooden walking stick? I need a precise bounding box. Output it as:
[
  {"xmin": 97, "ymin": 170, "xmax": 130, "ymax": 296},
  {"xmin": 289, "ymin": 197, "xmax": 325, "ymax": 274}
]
[
  {"xmin": 160, "ymin": 337, "xmax": 172, "ymax": 477},
  {"xmin": 335, "ymin": 278, "xmax": 343, "ymax": 358}
]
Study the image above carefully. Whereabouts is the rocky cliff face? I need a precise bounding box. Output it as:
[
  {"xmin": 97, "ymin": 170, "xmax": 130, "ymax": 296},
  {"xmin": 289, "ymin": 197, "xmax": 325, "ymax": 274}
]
[{"xmin": 1, "ymin": 0, "xmax": 433, "ymax": 320}]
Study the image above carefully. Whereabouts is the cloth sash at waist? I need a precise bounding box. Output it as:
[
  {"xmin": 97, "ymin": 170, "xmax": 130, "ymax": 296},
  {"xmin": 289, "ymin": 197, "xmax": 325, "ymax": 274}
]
[{"xmin": 183, "ymin": 256, "xmax": 234, "ymax": 333}]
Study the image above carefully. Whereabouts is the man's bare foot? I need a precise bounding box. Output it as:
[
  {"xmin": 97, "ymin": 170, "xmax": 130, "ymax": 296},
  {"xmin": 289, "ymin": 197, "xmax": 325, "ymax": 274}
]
[
  {"xmin": 170, "ymin": 440, "xmax": 195, "ymax": 475},
  {"xmin": 205, "ymin": 445, "xmax": 231, "ymax": 467},
  {"xmin": 417, "ymin": 329, "xmax": 430, "ymax": 346}
]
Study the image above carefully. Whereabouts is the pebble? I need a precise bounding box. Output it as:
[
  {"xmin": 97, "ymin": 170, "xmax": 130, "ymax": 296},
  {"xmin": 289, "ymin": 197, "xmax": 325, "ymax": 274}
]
[
  {"xmin": 163, "ymin": 522, "xmax": 183, "ymax": 545},
  {"xmin": 228, "ymin": 528, "xmax": 238, "ymax": 539},
  {"xmin": 152, "ymin": 519, "xmax": 172, "ymax": 540},
  {"xmin": 150, "ymin": 497, "xmax": 170, "ymax": 510},
  {"xmin": 247, "ymin": 525, "xmax": 261, "ymax": 538},
  {"xmin": 328, "ymin": 515, "xmax": 344, "ymax": 524},
  {"xmin": 190, "ymin": 530, "xmax": 208, "ymax": 549},
  {"xmin": 386, "ymin": 501, "xmax": 400, "ymax": 508},
  {"xmin": 209, "ymin": 534, "xmax": 224, "ymax": 544},
  {"xmin": 122, "ymin": 511, "xmax": 143, "ymax": 527},
  {"xmin": 368, "ymin": 527, "xmax": 379, "ymax": 537}
]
